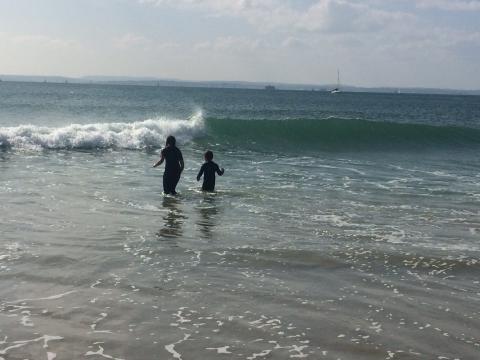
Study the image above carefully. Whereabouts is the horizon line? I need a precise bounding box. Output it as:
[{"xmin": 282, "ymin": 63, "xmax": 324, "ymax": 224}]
[{"xmin": 0, "ymin": 73, "xmax": 479, "ymax": 93}]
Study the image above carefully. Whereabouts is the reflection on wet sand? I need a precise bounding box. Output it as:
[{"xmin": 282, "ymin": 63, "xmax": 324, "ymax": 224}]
[
  {"xmin": 156, "ymin": 196, "xmax": 186, "ymax": 242},
  {"xmin": 196, "ymin": 195, "xmax": 219, "ymax": 239}
]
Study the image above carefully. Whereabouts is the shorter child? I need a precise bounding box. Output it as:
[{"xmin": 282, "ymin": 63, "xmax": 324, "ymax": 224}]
[{"xmin": 197, "ymin": 150, "xmax": 224, "ymax": 192}]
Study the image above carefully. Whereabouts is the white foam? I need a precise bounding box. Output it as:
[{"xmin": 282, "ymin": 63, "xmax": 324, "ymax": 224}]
[
  {"xmin": 164, "ymin": 333, "xmax": 191, "ymax": 360},
  {"xmin": 247, "ymin": 349, "xmax": 272, "ymax": 359},
  {"xmin": 383, "ymin": 229, "xmax": 406, "ymax": 244},
  {"xmin": 0, "ymin": 335, "xmax": 63, "ymax": 357},
  {"xmin": 206, "ymin": 346, "xmax": 232, "ymax": 354},
  {"xmin": 7, "ymin": 290, "xmax": 77, "ymax": 304},
  {"xmin": 311, "ymin": 214, "xmax": 353, "ymax": 228},
  {"xmin": 0, "ymin": 112, "xmax": 204, "ymax": 150},
  {"xmin": 85, "ymin": 345, "xmax": 125, "ymax": 360}
]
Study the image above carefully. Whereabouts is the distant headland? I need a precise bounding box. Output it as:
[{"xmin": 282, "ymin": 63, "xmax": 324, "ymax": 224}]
[{"xmin": 0, "ymin": 74, "xmax": 478, "ymax": 96}]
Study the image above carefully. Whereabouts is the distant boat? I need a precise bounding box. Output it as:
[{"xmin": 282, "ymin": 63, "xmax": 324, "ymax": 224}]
[
  {"xmin": 265, "ymin": 85, "xmax": 276, "ymax": 91},
  {"xmin": 331, "ymin": 69, "xmax": 341, "ymax": 94}
]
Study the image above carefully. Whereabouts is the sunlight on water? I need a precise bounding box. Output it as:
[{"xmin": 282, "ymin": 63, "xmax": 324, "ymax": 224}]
[{"xmin": 1, "ymin": 83, "xmax": 479, "ymax": 359}]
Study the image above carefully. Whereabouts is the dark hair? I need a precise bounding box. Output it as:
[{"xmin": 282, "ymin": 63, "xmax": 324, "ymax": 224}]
[
  {"xmin": 204, "ymin": 150, "xmax": 213, "ymax": 161},
  {"xmin": 166, "ymin": 135, "xmax": 176, "ymax": 146}
]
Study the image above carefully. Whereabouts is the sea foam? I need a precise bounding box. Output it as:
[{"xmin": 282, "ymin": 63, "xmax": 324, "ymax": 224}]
[{"xmin": 0, "ymin": 112, "xmax": 204, "ymax": 150}]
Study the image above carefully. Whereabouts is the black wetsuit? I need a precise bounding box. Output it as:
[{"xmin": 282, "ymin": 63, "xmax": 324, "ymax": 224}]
[
  {"xmin": 162, "ymin": 146, "xmax": 183, "ymax": 194},
  {"xmin": 197, "ymin": 161, "xmax": 224, "ymax": 191}
]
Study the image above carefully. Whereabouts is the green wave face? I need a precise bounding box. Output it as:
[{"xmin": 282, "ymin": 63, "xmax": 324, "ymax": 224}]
[{"xmin": 202, "ymin": 117, "xmax": 480, "ymax": 151}]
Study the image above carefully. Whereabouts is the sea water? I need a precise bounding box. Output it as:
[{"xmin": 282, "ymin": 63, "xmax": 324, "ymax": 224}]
[{"xmin": 1, "ymin": 82, "xmax": 479, "ymax": 359}]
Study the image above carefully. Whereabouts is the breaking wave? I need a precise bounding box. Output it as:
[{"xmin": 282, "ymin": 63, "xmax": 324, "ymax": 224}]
[
  {"xmin": 1, "ymin": 113, "xmax": 479, "ymax": 151},
  {"xmin": 0, "ymin": 113, "xmax": 204, "ymax": 150}
]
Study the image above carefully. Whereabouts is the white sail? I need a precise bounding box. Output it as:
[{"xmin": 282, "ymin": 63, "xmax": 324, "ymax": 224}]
[{"xmin": 331, "ymin": 69, "xmax": 341, "ymax": 94}]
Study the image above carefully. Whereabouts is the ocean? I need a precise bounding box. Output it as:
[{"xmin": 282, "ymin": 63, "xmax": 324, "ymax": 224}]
[{"xmin": 1, "ymin": 82, "xmax": 479, "ymax": 360}]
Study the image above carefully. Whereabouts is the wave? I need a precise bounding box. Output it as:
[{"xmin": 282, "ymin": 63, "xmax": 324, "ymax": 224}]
[
  {"xmin": 0, "ymin": 113, "xmax": 204, "ymax": 150},
  {"xmin": 204, "ymin": 117, "xmax": 480, "ymax": 150},
  {"xmin": 1, "ymin": 114, "xmax": 479, "ymax": 151}
]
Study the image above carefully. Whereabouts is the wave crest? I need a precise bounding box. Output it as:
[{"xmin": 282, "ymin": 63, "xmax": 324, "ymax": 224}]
[
  {"xmin": 205, "ymin": 117, "xmax": 480, "ymax": 150},
  {"xmin": 2, "ymin": 115, "xmax": 479, "ymax": 152},
  {"xmin": 0, "ymin": 113, "xmax": 204, "ymax": 150}
]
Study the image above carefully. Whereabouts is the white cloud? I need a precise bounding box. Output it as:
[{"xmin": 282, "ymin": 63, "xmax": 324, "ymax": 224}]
[
  {"xmin": 297, "ymin": 0, "xmax": 414, "ymax": 33},
  {"xmin": 139, "ymin": 0, "xmax": 279, "ymax": 14},
  {"xmin": 114, "ymin": 33, "xmax": 152, "ymax": 49},
  {"xmin": 5, "ymin": 33, "xmax": 77, "ymax": 48},
  {"xmin": 0, "ymin": 32, "xmax": 85, "ymax": 76},
  {"xmin": 139, "ymin": 0, "xmax": 414, "ymax": 34},
  {"xmin": 194, "ymin": 36, "xmax": 267, "ymax": 53},
  {"xmin": 281, "ymin": 36, "xmax": 308, "ymax": 49},
  {"xmin": 416, "ymin": 0, "xmax": 480, "ymax": 11},
  {"xmin": 139, "ymin": 0, "xmax": 296, "ymax": 31},
  {"xmin": 114, "ymin": 33, "xmax": 181, "ymax": 54}
]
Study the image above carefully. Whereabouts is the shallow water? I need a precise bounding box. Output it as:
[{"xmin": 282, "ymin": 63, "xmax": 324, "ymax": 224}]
[{"xmin": 1, "ymin": 82, "xmax": 479, "ymax": 359}]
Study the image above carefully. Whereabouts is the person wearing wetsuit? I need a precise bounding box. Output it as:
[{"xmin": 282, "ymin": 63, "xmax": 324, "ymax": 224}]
[
  {"xmin": 197, "ymin": 150, "xmax": 224, "ymax": 192},
  {"xmin": 153, "ymin": 135, "xmax": 184, "ymax": 195}
]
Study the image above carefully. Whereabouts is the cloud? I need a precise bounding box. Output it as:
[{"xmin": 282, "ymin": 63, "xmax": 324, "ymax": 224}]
[
  {"xmin": 416, "ymin": 0, "xmax": 480, "ymax": 11},
  {"xmin": 281, "ymin": 36, "xmax": 308, "ymax": 49},
  {"xmin": 194, "ymin": 36, "xmax": 267, "ymax": 53},
  {"xmin": 139, "ymin": 0, "xmax": 414, "ymax": 34},
  {"xmin": 139, "ymin": 0, "xmax": 295, "ymax": 31},
  {"xmin": 114, "ymin": 33, "xmax": 152, "ymax": 49},
  {"xmin": 114, "ymin": 33, "xmax": 181, "ymax": 54},
  {"xmin": 5, "ymin": 33, "xmax": 77, "ymax": 48},
  {"xmin": 0, "ymin": 32, "xmax": 85, "ymax": 76},
  {"xmin": 139, "ymin": 0, "xmax": 278, "ymax": 14},
  {"xmin": 297, "ymin": 0, "xmax": 414, "ymax": 33}
]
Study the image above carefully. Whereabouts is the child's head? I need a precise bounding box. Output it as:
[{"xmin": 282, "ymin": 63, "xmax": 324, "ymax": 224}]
[
  {"xmin": 166, "ymin": 135, "xmax": 176, "ymax": 147},
  {"xmin": 204, "ymin": 150, "xmax": 213, "ymax": 161}
]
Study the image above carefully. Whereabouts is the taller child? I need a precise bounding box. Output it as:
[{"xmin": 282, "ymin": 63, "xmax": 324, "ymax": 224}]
[{"xmin": 153, "ymin": 135, "xmax": 184, "ymax": 195}]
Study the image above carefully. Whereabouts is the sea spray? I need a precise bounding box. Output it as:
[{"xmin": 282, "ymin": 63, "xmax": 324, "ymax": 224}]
[{"xmin": 0, "ymin": 112, "xmax": 204, "ymax": 150}]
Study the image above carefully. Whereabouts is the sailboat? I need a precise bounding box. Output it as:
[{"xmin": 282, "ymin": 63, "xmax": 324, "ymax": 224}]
[{"xmin": 331, "ymin": 69, "xmax": 341, "ymax": 94}]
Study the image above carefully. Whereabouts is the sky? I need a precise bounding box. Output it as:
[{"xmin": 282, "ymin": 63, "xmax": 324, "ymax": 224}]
[{"xmin": 0, "ymin": 0, "xmax": 479, "ymax": 89}]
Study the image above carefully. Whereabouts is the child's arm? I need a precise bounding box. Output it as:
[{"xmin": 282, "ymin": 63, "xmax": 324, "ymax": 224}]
[
  {"xmin": 153, "ymin": 152, "xmax": 165, "ymax": 168},
  {"xmin": 196, "ymin": 165, "xmax": 204, "ymax": 181},
  {"xmin": 178, "ymin": 149, "xmax": 184, "ymax": 173},
  {"xmin": 216, "ymin": 165, "xmax": 225, "ymax": 176}
]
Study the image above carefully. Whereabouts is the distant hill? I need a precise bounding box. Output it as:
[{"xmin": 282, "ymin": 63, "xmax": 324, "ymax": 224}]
[
  {"xmin": 0, "ymin": 74, "xmax": 72, "ymax": 83},
  {"xmin": 1, "ymin": 74, "xmax": 479, "ymax": 96}
]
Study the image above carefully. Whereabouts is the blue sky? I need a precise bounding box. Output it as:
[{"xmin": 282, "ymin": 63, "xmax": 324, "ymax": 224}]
[{"xmin": 0, "ymin": 0, "xmax": 479, "ymax": 89}]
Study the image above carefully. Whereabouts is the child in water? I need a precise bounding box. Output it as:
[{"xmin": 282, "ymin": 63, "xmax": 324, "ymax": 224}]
[
  {"xmin": 197, "ymin": 150, "xmax": 224, "ymax": 192},
  {"xmin": 153, "ymin": 135, "xmax": 184, "ymax": 195}
]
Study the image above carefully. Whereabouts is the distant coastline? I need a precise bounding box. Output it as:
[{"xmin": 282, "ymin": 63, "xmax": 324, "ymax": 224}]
[{"xmin": 0, "ymin": 74, "xmax": 479, "ymax": 96}]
